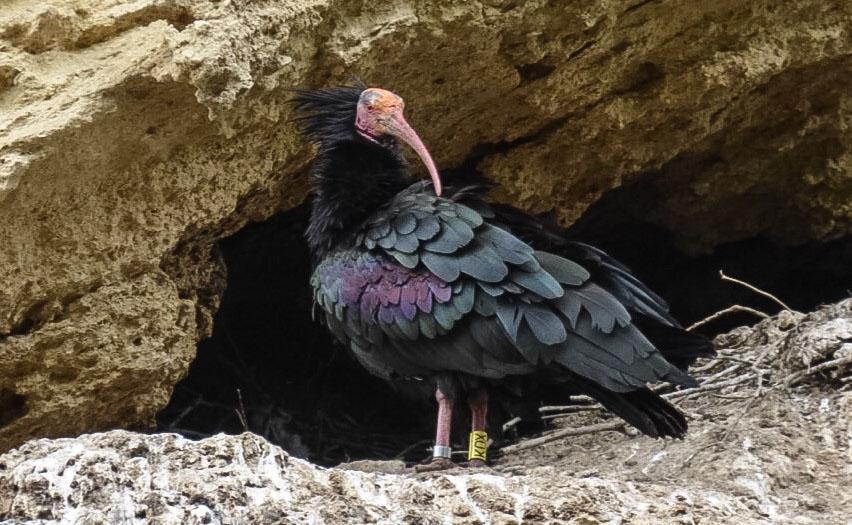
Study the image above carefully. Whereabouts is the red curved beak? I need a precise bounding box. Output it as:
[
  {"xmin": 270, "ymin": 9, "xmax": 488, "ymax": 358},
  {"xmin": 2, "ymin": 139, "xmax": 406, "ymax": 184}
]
[{"xmin": 386, "ymin": 113, "xmax": 442, "ymax": 197}]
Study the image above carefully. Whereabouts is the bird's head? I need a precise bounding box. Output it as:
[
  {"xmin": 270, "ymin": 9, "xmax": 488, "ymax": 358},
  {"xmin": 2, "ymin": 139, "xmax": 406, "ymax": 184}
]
[{"xmin": 291, "ymin": 84, "xmax": 442, "ymax": 196}]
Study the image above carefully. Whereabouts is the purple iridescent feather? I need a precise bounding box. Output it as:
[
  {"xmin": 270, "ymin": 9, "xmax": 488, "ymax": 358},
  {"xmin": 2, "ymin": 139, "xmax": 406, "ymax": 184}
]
[{"xmin": 315, "ymin": 252, "xmax": 452, "ymax": 327}]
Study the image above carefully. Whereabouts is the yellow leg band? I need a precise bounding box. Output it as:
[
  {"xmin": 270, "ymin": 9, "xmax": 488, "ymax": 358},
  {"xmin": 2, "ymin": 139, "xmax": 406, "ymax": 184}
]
[{"xmin": 468, "ymin": 431, "xmax": 488, "ymax": 462}]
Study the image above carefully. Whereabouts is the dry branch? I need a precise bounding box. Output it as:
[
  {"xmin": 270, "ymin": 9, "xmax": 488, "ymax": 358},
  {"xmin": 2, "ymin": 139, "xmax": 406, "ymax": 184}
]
[
  {"xmin": 784, "ymin": 354, "xmax": 852, "ymax": 387},
  {"xmin": 687, "ymin": 270, "xmax": 800, "ymax": 331},
  {"xmin": 701, "ymin": 363, "xmax": 745, "ymax": 384},
  {"xmin": 541, "ymin": 406, "xmax": 603, "ymax": 420},
  {"xmin": 500, "ymin": 420, "xmax": 625, "ymax": 454},
  {"xmin": 687, "ymin": 305, "xmax": 769, "ymax": 331},
  {"xmin": 663, "ymin": 372, "xmax": 760, "ymax": 400},
  {"xmin": 235, "ymin": 388, "xmax": 249, "ymax": 432},
  {"xmin": 502, "ymin": 416, "xmax": 522, "ymax": 432},
  {"xmin": 719, "ymin": 270, "xmax": 795, "ymax": 312}
]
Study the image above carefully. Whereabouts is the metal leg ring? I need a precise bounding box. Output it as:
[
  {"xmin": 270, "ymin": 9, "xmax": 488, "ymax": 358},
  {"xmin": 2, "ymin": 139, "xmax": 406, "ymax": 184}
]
[{"xmin": 432, "ymin": 445, "xmax": 452, "ymax": 459}]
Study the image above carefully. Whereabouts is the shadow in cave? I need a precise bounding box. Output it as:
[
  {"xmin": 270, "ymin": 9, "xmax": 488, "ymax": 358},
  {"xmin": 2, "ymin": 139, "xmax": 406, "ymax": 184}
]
[
  {"xmin": 567, "ymin": 185, "xmax": 852, "ymax": 336},
  {"xmin": 157, "ymin": 186, "xmax": 851, "ymax": 467},
  {"xmin": 157, "ymin": 203, "xmax": 435, "ymax": 466}
]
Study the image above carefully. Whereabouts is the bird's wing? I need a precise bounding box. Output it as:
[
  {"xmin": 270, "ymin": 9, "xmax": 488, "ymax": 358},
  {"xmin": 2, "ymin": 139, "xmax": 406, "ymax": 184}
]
[
  {"xmin": 313, "ymin": 182, "xmax": 696, "ymax": 391},
  {"xmin": 437, "ymin": 178, "xmax": 714, "ymax": 369},
  {"xmin": 472, "ymin": 198, "xmax": 715, "ymax": 368}
]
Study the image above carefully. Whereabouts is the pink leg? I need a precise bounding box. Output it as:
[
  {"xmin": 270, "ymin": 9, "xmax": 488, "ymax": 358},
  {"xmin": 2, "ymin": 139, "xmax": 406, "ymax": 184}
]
[
  {"xmin": 467, "ymin": 388, "xmax": 489, "ymax": 467},
  {"xmin": 469, "ymin": 388, "xmax": 488, "ymax": 432},
  {"xmin": 414, "ymin": 387, "xmax": 455, "ymax": 472},
  {"xmin": 435, "ymin": 387, "xmax": 454, "ymax": 450}
]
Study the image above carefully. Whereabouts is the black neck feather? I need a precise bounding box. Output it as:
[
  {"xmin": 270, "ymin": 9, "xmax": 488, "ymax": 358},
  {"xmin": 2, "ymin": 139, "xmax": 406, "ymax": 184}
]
[{"xmin": 306, "ymin": 141, "xmax": 410, "ymax": 258}]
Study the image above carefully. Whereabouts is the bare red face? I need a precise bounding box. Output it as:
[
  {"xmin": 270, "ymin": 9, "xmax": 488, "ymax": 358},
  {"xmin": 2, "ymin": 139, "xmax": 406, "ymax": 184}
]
[{"xmin": 355, "ymin": 88, "xmax": 442, "ymax": 196}]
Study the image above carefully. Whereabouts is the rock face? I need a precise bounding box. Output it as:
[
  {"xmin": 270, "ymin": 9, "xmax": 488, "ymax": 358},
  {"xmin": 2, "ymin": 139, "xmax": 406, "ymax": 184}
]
[
  {"xmin": 2, "ymin": 299, "xmax": 851, "ymax": 524},
  {"xmin": 1, "ymin": 0, "xmax": 850, "ymax": 452}
]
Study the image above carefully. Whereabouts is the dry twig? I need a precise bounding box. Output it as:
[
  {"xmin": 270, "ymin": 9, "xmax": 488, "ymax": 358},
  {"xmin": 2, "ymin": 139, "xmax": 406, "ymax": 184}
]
[
  {"xmin": 784, "ymin": 354, "xmax": 852, "ymax": 387},
  {"xmin": 710, "ymin": 394, "xmax": 753, "ymax": 400},
  {"xmin": 541, "ymin": 405, "xmax": 603, "ymax": 420},
  {"xmin": 719, "ymin": 270, "xmax": 795, "ymax": 312},
  {"xmin": 502, "ymin": 416, "xmax": 522, "ymax": 432},
  {"xmin": 701, "ymin": 363, "xmax": 745, "ymax": 384},
  {"xmin": 687, "ymin": 270, "xmax": 799, "ymax": 331},
  {"xmin": 687, "ymin": 305, "xmax": 769, "ymax": 331},
  {"xmin": 500, "ymin": 420, "xmax": 625, "ymax": 454},
  {"xmin": 235, "ymin": 388, "xmax": 249, "ymax": 432},
  {"xmin": 714, "ymin": 354, "xmax": 760, "ymax": 366},
  {"xmin": 689, "ymin": 358, "xmax": 726, "ymax": 374},
  {"xmin": 541, "ymin": 373, "xmax": 765, "ymax": 424},
  {"xmin": 393, "ymin": 439, "xmax": 432, "ymax": 460},
  {"xmin": 663, "ymin": 372, "xmax": 761, "ymax": 401},
  {"xmin": 539, "ymin": 403, "xmax": 592, "ymax": 413}
]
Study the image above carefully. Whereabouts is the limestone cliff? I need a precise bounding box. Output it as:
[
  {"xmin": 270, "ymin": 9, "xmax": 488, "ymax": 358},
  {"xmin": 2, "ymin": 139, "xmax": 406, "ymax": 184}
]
[{"xmin": 1, "ymin": 0, "xmax": 850, "ymax": 457}]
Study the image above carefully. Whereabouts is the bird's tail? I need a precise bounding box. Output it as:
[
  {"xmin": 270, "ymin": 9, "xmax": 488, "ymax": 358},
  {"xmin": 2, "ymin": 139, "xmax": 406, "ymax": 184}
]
[
  {"xmin": 565, "ymin": 372, "xmax": 687, "ymax": 438},
  {"xmin": 490, "ymin": 370, "xmax": 689, "ymax": 440}
]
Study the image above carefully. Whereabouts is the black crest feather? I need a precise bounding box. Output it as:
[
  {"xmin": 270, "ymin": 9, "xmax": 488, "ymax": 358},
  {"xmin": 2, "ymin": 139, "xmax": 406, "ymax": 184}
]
[{"xmin": 290, "ymin": 82, "xmax": 366, "ymax": 144}]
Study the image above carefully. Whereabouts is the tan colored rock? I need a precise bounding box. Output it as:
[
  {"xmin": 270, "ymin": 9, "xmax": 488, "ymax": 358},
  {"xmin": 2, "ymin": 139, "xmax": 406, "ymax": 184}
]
[
  {"xmin": 478, "ymin": 1, "xmax": 852, "ymax": 250},
  {"xmin": 0, "ymin": 272, "xmax": 196, "ymax": 450},
  {"xmin": 1, "ymin": 0, "xmax": 850, "ymax": 450}
]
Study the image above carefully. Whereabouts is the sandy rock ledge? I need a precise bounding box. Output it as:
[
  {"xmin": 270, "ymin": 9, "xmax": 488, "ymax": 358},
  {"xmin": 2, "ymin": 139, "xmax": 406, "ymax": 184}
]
[{"xmin": 0, "ymin": 430, "xmax": 751, "ymax": 525}]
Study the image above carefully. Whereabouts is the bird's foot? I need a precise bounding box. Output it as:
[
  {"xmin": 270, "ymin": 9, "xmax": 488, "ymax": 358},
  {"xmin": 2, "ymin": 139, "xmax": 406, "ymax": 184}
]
[
  {"xmin": 463, "ymin": 458, "xmax": 488, "ymax": 469},
  {"xmin": 413, "ymin": 457, "xmax": 455, "ymax": 473}
]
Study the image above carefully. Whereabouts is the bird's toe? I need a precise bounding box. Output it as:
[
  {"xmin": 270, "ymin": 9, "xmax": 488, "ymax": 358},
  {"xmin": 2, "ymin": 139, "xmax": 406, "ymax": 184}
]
[
  {"xmin": 413, "ymin": 457, "xmax": 456, "ymax": 473},
  {"xmin": 462, "ymin": 459, "xmax": 489, "ymax": 469}
]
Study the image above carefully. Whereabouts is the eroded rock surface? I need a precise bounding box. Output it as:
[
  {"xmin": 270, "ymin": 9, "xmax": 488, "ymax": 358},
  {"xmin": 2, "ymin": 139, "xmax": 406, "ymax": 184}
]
[
  {"xmin": 0, "ymin": 430, "xmax": 780, "ymax": 524},
  {"xmin": 1, "ymin": 0, "xmax": 850, "ymax": 451}
]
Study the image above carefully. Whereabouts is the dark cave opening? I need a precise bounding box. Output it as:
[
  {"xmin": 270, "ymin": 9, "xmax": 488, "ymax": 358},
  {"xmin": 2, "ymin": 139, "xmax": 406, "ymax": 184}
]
[
  {"xmin": 567, "ymin": 188, "xmax": 852, "ymax": 335},
  {"xmin": 157, "ymin": 204, "xmax": 434, "ymax": 466},
  {"xmin": 157, "ymin": 186, "xmax": 852, "ymax": 467}
]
